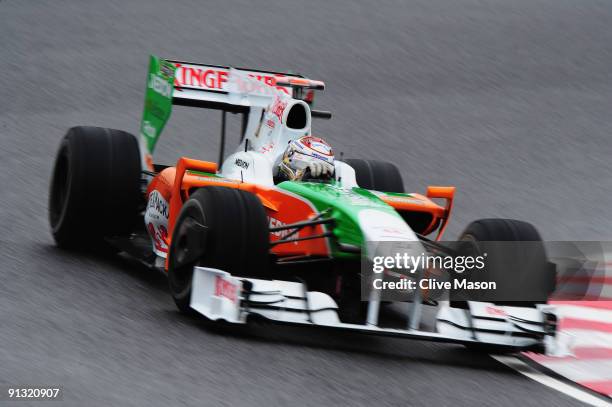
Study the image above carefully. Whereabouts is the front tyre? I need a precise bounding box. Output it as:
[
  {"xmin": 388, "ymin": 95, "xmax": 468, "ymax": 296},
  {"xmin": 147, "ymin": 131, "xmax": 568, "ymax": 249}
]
[
  {"xmin": 457, "ymin": 219, "xmax": 555, "ymax": 353},
  {"xmin": 167, "ymin": 187, "xmax": 270, "ymax": 314},
  {"xmin": 457, "ymin": 218, "xmax": 555, "ymax": 306}
]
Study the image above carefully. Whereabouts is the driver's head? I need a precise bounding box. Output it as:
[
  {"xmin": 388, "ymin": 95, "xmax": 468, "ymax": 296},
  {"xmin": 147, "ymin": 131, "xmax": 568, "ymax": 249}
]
[{"xmin": 279, "ymin": 136, "xmax": 335, "ymax": 181}]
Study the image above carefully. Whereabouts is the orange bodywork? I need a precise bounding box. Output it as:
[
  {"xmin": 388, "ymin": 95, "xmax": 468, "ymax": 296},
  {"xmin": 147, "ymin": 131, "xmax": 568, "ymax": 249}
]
[
  {"xmin": 156, "ymin": 157, "xmax": 455, "ymax": 270},
  {"xmin": 162, "ymin": 158, "xmax": 329, "ymax": 270},
  {"xmin": 375, "ymin": 188, "xmax": 454, "ymax": 239},
  {"xmin": 426, "ymin": 186, "xmax": 455, "ymax": 240}
]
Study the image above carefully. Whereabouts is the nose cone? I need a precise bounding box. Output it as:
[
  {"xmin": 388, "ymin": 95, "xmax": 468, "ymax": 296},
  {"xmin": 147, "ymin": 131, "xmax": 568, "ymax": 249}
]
[{"xmin": 358, "ymin": 208, "xmax": 425, "ymax": 263}]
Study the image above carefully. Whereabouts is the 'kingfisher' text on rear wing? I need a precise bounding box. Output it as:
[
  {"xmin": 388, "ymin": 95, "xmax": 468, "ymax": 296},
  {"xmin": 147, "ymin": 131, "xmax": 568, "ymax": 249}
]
[{"xmin": 168, "ymin": 59, "xmax": 324, "ymax": 112}]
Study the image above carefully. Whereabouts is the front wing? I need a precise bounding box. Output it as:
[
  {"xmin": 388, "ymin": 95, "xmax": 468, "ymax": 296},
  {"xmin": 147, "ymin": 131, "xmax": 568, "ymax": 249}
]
[{"xmin": 190, "ymin": 267, "xmax": 561, "ymax": 354}]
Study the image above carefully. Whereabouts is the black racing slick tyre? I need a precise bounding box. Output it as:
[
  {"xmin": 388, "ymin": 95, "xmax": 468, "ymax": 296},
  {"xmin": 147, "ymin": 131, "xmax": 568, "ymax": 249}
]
[
  {"xmin": 167, "ymin": 187, "xmax": 270, "ymax": 314},
  {"xmin": 457, "ymin": 218, "xmax": 556, "ymax": 306},
  {"xmin": 48, "ymin": 126, "xmax": 142, "ymax": 248},
  {"xmin": 343, "ymin": 158, "xmax": 404, "ymax": 193}
]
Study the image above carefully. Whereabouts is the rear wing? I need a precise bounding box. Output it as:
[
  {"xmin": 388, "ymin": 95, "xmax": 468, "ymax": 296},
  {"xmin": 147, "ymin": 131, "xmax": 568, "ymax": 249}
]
[
  {"xmin": 169, "ymin": 60, "xmax": 324, "ymax": 112},
  {"xmin": 139, "ymin": 55, "xmax": 327, "ymax": 170}
]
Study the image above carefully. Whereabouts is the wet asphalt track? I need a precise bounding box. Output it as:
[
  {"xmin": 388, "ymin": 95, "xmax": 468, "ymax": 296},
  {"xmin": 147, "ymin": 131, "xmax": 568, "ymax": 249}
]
[{"xmin": 3, "ymin": 0, "xmax": 612, "ymax": 405}]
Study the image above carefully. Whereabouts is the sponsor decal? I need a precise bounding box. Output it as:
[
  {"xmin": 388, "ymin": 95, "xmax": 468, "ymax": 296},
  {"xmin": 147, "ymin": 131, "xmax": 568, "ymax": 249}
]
[
  {"xmin": 214, "ymin": 275, "xmax": 238, "ymax": 303},
  {"xmin": 174, "ymin": 66, "xmax": 229, "ymax": 90},
  {"xmin": 187, "ymin": 173, "xmax": 240, "ymax": 184},
  {"xmin": 270, "ymin": 97, "xmax": 288, "ymax": 122},
  {"xmin": 343, "ymin": 191, "xmax": 381, "ymax": 206},
  {"xmin": 265, "ymin": 118, "xmax": 275, "ymax": 129},
  {"xmin": 259, "ymin": 142, "xmax": 275, "ymax": 153},
  {"xmin": 311, "ymin": 152, "xmax": 333, "ymax": 163},
  {"xmin": 486, "ymin": 306, "xmax": 507, "ymax": 317},
  {"xmin": 371, "ymin": 225, "xmax": 407, "ymax": 237},
  {"xmin": 173, "ymin": 63, "xmax": 292, "ymax": 94},
  {"xmin": 301, "ymin": 136, "xmax": 333, "ymax": 155},
  {"xmin": 147, "ymin": 190, "xmax": 169, "ymax": 219},
  {"xmin": 234, "ymin": 158, "xmax": 249, "ymax": 169},
  {"xmin": 149, "ymin": 73, "xmax": 172, "ymax": 98},
  {"xmin": 269, "ymin": 217, "xmax": 294, "ymax": 239},
  {"xmin": 359, "ymin": 209, "xmax": 417, "ymax": 242},
  {"xmin": 144, "ymin": 190, "xmax": 170, "ymax": 256},
  {"xmin": 147, "ymin": 222, "xmax": 168, "ymax": 255},
  {"xmin": 142, "ymin": 121, "xmax": 156, "ymax": 139},
  {"xmin": 382, "ymin": 195, "xmax": 425, "ymax": 205},
  {"xmin": 310, "ymin": 141, "xmax": 332, "ymax": 155},
  {"xmin": 139, "ymin": 55, "xmax": 175, "ymax": 160}
]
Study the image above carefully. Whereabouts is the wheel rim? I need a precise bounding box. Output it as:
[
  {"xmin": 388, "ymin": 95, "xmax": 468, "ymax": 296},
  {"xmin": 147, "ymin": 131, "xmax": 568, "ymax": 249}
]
[
  {"xmin": 168, "ymin": 201, "xmax": 208, "ymax": 298},
  {"xmin": 170, "ymin": 222, "xmax": 195, "ymax": 290}
]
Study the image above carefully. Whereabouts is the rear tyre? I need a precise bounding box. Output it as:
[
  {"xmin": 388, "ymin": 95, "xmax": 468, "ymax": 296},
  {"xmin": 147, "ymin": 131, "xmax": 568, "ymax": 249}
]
[
  {"xmin": 343, "ymin": 158, "xmax": 404, "ymax": 193},
  {"xmin": 167, "ymin": 187, "xmax": 270, "ymax": 314},
  {"xmin": 48, "ymin": 126, "xmax": 142, "ymax": 248}
]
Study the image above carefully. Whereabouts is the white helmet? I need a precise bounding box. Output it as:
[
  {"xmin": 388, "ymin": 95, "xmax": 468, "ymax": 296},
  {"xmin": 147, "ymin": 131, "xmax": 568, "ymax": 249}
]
[{"xmin": 279, "ymin": 136, "xmax": 335, "ymax": 181}]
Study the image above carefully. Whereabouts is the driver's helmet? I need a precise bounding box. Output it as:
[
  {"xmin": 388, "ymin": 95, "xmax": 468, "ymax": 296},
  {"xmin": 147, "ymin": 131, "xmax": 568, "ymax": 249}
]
[{"xmin": 278, "ymin": 136, "xmax": 335, "ymax": 181}]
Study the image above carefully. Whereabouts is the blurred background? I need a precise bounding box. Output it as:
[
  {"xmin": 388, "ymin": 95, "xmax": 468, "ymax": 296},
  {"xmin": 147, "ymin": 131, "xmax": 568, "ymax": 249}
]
[{"xmin": 2, "ymin": 0, "xmax": 612, "ymax": 405}]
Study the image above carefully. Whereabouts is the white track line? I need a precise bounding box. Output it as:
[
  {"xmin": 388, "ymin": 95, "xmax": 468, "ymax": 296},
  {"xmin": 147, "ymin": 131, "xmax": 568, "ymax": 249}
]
[
  {"xmin": 492, "ymin": 355, "xmax": 612, "ymax": 407},
  {"xmin": 530, "ymin": 359, "xmax": 612, "ymax": 383},
  {"xmin": 554, "ymin": 306, "xmax": 612, "ymax": 323},
  {"xmin": 558, "ymin": 330, "xmax": 612, "ymax": 349}
]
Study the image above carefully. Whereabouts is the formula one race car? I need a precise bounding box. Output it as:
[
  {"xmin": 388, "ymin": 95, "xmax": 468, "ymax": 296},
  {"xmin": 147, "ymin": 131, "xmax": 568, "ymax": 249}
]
[{"xmin": 49, "ymin": 56, "xmax": 560, "ymax": 354}]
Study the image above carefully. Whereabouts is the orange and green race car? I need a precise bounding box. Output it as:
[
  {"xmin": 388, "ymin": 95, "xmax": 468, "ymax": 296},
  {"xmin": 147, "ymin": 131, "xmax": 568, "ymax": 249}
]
[{"xmin": 48, "ymin": 55, "xmax": 559, "ymax": 354}]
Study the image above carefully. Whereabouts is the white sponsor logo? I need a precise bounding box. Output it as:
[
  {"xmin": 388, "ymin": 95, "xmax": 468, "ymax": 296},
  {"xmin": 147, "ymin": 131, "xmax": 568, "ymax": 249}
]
[
  {"xmin": 269, "ymin": 217, "xmax": 294, "ymax": 239},
  {"xmin": 146, "ymin": 190, "xmax": 169, "ymax": 219},
  {"xmin": 142, "ymin": 121, "xmax": 156, "ymax": 139},
  {"xmin": 149, "ymin": 74, "xmax": 172, "ymax": 98},
  {"xmin": 145, "ymin": 190, "xmax": 170, "ymax": 257}
]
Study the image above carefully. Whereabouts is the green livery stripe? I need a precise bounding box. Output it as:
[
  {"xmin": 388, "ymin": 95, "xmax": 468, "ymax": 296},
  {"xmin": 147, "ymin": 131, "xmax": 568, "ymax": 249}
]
[
  {"xmin": 186, "ymin": 170, "xmax": 219, "ymax": 177},
  {"xmin": 277, "ymin": 181, "xmax": 402, "ymax": 257}
]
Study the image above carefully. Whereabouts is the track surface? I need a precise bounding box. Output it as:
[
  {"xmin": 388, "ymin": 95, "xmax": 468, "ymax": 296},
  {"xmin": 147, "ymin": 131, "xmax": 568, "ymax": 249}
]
[{"xmin": 2, "ymin": 0, "xmax": 612, "ymax": 405}]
